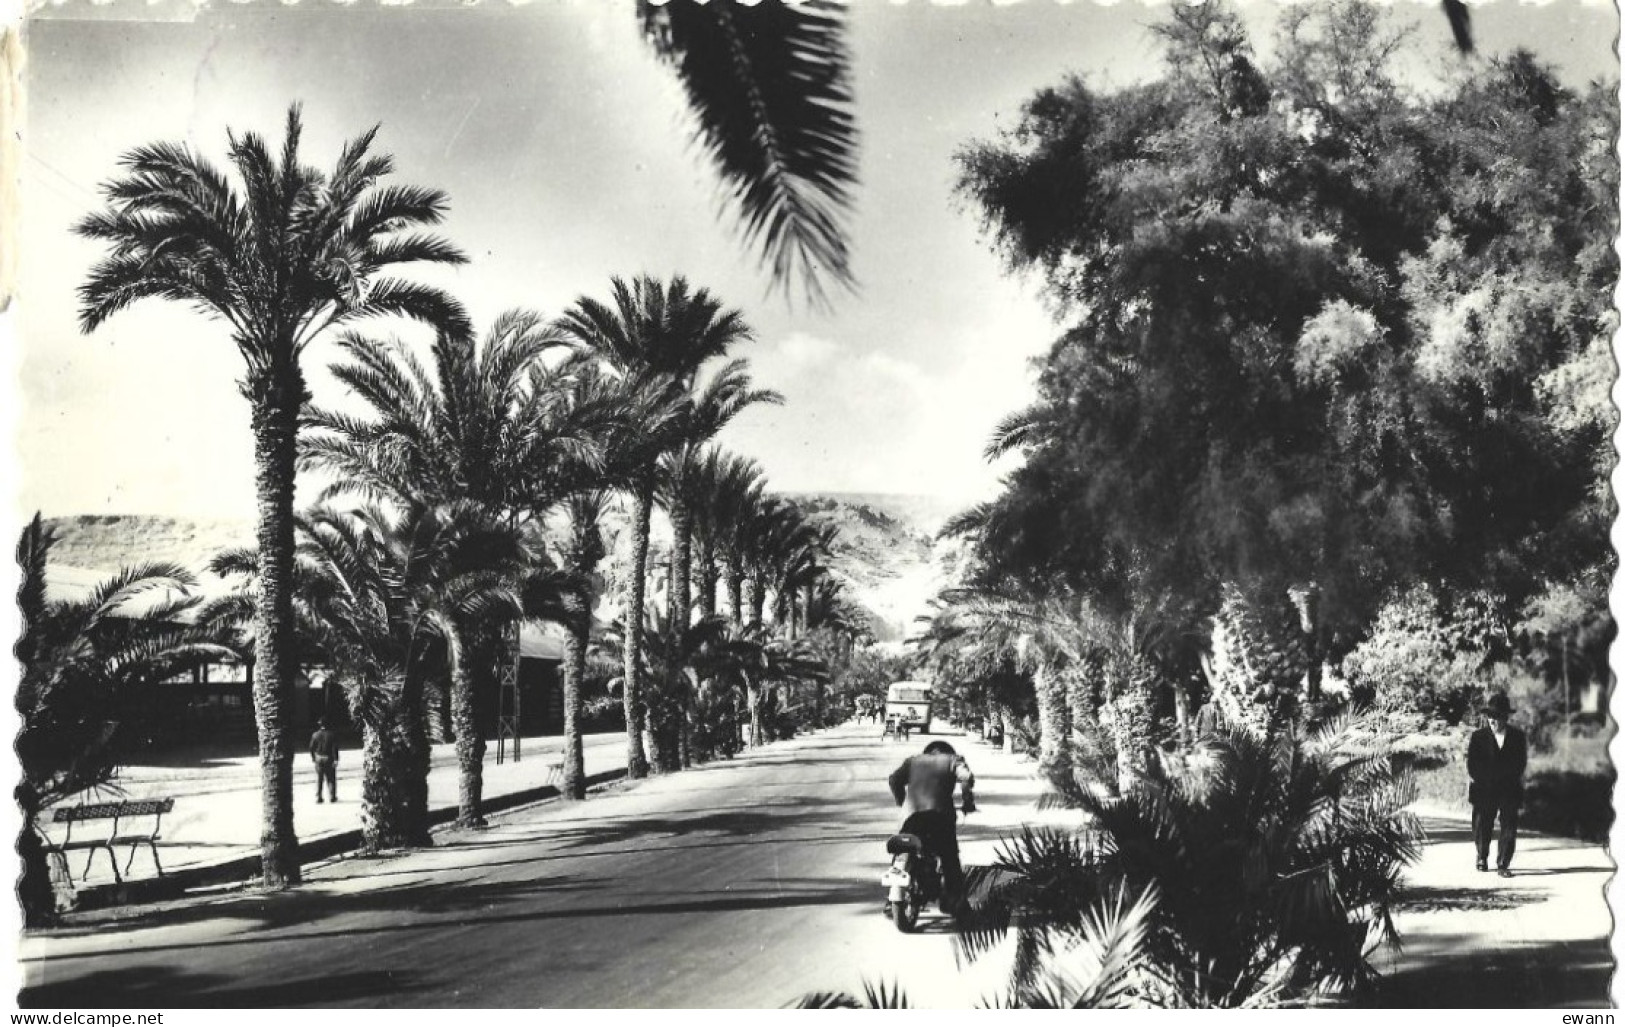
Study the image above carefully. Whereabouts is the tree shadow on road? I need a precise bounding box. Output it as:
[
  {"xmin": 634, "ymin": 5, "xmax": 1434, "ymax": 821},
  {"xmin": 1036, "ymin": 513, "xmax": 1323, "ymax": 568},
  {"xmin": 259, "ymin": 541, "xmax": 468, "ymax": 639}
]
[
  {"xmin": 20, "ymin": 966, "xmax": 418, "ymax": 1009},
  {"xmin": 32, "ymin": 872, "xmax": 608, "ymax": 942},
  {"xmin": 22, "ymin": 874, "xmax": 879, "ymax": 986},
  {"xmin": 1358, "ymin": 931, "xmax": 1613, "ymax": 1008}
]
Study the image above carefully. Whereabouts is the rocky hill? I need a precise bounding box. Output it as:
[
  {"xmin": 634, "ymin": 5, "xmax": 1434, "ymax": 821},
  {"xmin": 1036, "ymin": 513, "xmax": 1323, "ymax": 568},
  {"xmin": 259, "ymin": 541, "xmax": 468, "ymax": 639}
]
[{"xmin": 782, "ymin": 493, "xmax": 963, "ymax": 642}]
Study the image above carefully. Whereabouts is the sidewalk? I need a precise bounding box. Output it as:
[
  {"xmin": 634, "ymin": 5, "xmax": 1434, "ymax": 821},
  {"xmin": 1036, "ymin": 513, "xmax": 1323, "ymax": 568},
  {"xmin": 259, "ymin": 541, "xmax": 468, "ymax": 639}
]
[
  {"xmin": 42, "ymin": 731, "xmax": 630, "ymax": 904},
  {"xmin": 1359, "ymin": 804, "xmax": 1614, "ymax": 1008}
]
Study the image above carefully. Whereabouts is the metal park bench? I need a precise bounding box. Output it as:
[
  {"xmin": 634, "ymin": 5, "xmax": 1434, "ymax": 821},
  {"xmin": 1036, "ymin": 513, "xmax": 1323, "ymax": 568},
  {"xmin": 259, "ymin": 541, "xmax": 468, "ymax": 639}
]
[{"xmin": 48, "ymin": 798, "xmax": 175, "ymax": 883}]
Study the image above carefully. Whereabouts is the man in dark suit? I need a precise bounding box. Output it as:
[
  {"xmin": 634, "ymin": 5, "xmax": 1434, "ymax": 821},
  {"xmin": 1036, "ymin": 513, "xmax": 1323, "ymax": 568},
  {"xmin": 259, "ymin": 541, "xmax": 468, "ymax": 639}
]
[
  {"xmin": 1466, "ymin": 691, "xmax": 1528, "ymax": 878},
  {"xmin": 309, "ymin": 717, "xmax": 341, "ymax": 804}
]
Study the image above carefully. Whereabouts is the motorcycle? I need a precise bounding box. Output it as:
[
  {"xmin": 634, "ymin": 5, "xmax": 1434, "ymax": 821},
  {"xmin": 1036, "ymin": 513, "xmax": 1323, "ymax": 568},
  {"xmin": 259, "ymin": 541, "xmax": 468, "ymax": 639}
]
[{"xmin": 880, "ymin": 808, "xmax": 971, "ymax": 933}]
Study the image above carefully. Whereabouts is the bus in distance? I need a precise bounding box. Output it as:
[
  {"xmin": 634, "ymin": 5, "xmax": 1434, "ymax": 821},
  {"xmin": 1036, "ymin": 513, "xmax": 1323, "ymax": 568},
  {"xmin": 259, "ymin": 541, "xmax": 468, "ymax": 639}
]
[{"xmin": 885, "ymin": 681, "xmax": 934, "ymax": 735}]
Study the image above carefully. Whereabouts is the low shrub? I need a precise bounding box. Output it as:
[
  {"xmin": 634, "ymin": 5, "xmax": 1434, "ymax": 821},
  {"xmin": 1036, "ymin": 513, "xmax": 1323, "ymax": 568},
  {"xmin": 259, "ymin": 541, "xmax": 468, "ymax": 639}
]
[{"xmin": 966, "ymin": 707, "xmax": 1422, "ymax": 1007}]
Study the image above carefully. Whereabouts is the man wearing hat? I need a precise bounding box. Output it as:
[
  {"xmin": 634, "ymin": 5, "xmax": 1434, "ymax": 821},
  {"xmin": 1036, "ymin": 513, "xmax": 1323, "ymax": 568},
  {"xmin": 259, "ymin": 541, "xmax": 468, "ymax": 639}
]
[{"xmin": 1466, "ymin": 691, "xmax": 1528, "ymax": 878}]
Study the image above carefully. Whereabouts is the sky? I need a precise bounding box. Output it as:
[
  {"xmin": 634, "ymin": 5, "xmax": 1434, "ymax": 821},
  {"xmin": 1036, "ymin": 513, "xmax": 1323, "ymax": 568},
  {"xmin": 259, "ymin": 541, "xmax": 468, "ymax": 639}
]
[{"xmin": 11, "ymin": 0, "xmax": 1620, "ymax": 521}]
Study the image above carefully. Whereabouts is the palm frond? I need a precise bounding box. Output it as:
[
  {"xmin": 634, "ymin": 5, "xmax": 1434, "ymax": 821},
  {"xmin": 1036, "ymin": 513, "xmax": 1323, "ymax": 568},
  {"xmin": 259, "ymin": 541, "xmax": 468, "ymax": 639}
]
[{"xmin": 641, "ymin": 0, "xmax": 858, "ymax": 307}]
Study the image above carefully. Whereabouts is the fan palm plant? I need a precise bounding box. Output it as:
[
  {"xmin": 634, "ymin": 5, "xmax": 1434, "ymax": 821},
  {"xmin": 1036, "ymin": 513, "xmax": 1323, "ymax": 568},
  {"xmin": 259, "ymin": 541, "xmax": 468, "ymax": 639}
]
[
  {"xmin": 963, "ymin": 706, "xmax": 1422, "ymax": 1007},
  {"xmin": 798, "ymin": 882, "xmax": 1164, "ymax": 1008},
  {"xmin": 15, "ymin": 514, "xmax": 232, "ymax": 925},
  {"xmin": 75, "ymin": 106, "xmax": 470, "ymax": 886},
  {"xmin": 301, "ymin": 310, "xmax": 572, "ymax": 827}
]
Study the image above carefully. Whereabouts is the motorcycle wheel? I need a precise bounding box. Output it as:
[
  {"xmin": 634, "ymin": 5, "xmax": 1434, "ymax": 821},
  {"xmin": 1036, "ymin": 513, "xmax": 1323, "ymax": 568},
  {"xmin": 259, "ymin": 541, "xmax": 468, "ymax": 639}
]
[{"xmin": 893, "ymin": 895, "xmax": 919, "ymax": 933}]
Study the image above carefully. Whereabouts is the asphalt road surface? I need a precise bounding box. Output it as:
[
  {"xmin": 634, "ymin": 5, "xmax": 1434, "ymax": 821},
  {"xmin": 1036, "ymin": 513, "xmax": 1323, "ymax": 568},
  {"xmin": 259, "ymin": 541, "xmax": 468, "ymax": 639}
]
[{"xmin": 19, "ymin": 723, "xmax": 1044, "ymax": 1009}]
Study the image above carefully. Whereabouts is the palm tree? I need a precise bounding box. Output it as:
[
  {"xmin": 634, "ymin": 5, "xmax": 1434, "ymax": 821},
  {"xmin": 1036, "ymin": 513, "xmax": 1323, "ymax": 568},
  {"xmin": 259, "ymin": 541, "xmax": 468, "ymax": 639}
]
[
  {"xmin": 963, "ymin": 707, "xmax": 1423, "ymax": 1007},
  {"xmin": 557, "ymin": 275, "xmax": 756, "ymax": 778},
  {"xmin": 75, "ymin": 106, "xmax": 469, "ymax": 886},
  {"xmin": 15, "ymin": 514, "xmax": 231, "ymax": 925},
  {"xmin": 916, "ymin": 583, "xmax": 1107, "ymax": 781},
  {"xmin": 533, "ymin": 360, "xmax": 687, "ymax": 798},
  {"xmin": 692, "ymin": 449, "xmax": 767, "ymax": 622},
  {"xmin": 301, "ymin": 310, "xmax": 569, "ymax": 827},
  {"xmin": 207, "ymin": 502, "xmax": 532, "ymax": 850},
  {"xmin": 656, "ymin": 378, "xmax": 781, "ymax": 770}
]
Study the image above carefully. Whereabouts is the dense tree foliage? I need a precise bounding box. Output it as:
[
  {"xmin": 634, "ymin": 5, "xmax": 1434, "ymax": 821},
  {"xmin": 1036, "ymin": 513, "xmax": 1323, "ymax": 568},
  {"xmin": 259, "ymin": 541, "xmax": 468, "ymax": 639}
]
[{"xmin": 952, "ymin": 2, "xmax": 1616, "ymax": 723}]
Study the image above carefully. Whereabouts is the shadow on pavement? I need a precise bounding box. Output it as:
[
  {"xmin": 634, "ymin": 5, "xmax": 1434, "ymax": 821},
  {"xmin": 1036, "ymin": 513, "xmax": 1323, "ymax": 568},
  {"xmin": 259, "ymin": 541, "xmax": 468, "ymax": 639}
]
[
  {"xmin": 35, "ymin": 873, "xmax": 608, "ymax": 941},
  {"xmin": 1393, "ymin": 885, "xmax": 1542, "ymax": 914},
  {"xmin": 20, "ymin": 966, "xmax": 418, "ymax": 1009},
  {"xmin": 23, "ymin": 876, "xmax": 878, "ymax": 973},
  {"xmin": 1361, "ymin": 933, "xmax": 1613, "ymax": 1008}
]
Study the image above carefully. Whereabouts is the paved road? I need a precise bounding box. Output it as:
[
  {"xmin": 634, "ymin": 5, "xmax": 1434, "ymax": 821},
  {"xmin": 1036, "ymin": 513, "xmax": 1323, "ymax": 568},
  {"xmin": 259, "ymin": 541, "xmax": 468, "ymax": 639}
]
[
  {"xmin": 20, "ymin": 723, "xmax": 1611, "ymax": 1009},
  {"xmin": 19, "ymin": 724, "xmax": 1055, "ymax": 1009}
]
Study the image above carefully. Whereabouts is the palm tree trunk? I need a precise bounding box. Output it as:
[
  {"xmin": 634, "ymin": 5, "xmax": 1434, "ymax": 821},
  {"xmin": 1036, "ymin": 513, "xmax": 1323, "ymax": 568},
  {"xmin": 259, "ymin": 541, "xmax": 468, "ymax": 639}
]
[
  {"xmin": 750, "ymin": 573, "xmax": 767, "ymax": 626},
  {"xmin": 747, "ymin": 677, "xmax": 763, "ymax": 747},
  {"xmin": 360, "ymin": 712, "xmax": 417, "ymax": 853},
  {"xmin": 622, "ymin": 485, "xmax": 653, "ymax": 780},
  {"xmin": 727, "ymin": 564, "xmax": 746, "ymax": 629},
  {"xmin": 450, "ymin": 630, "xmax": 485, "ymax": 828},
  {"xmin": 1033, "ymin": 664, "xmax": 1070, "ymax": 780},
  {"xmin": 698, "ymin": 540, "xmax": 719, "ymax": 619},
  {"xmin": 561, "ymin": 585, "xmax": 589, "ymax": 800},
  {"xmin": 17, "ymin": 787, "xmax": 54, "ymax": 928},
  {"xmin": 662, "ymin": 501, "xmax": 695, "ymax": 774},
  {"xmin": 248, "ymin": 379, "xmax": 303, "ymax": 888},
  {"xmin": 401, "ymin": 671, "xmax": 435, "ymax": 846}
]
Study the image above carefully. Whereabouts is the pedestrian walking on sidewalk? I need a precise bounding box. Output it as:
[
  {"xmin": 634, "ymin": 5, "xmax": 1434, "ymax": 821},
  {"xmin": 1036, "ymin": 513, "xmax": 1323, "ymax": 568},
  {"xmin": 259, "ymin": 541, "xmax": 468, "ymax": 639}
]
[
  {"xmin": 1467, "ymin": 691, "xmax": 1527, "ymax": 878},
  {"xmin": 310, "ymin": 717, "xmax": 341, "ymax": 803}
]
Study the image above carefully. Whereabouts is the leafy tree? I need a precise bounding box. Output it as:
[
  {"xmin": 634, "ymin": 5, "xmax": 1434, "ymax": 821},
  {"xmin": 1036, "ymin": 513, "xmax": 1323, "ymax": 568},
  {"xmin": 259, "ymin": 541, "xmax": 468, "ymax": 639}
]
[
  {"xmin": 953, "ymin": 3, "xmax": 1615, "ymax": 712},
  {"xmin": 75, "ymin": 107, "xmax": 469, "ymax": 886}
]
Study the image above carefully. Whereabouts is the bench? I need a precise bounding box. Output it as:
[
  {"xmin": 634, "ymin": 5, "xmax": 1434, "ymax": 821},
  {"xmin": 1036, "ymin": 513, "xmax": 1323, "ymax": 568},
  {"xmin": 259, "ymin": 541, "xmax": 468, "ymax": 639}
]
[
  {"xmin": 543, "ymin": 761, "xmax": 565, "ymax": 787},
  {"xmin": 49, "ymin": 798, "xmax": 174, "ymax": 883}
]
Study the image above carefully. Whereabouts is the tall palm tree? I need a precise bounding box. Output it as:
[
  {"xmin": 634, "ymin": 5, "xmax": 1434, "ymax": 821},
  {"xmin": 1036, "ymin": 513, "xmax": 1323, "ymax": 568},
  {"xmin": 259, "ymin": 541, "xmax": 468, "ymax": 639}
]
[
  {"xmin": 301, "ymin": 311, "xmax": 569, "ymax": 827},
  {"xmin": 75, "ymin": 106, "xmax": 469, "ymax": 886},
  {"xmin": 655, "ymin": 372, "xmax": 781, "ymax": 769},
  {"xmin": 524, "ymin": 359, "xmax": 681, "ymax": 800},
  {"xmin": 692, "ymin": 449, "xmax": 767, "ymax": 622},
  {"xmin": 557, "ymin": 275, "xmax": 755, "ymax": 778}
]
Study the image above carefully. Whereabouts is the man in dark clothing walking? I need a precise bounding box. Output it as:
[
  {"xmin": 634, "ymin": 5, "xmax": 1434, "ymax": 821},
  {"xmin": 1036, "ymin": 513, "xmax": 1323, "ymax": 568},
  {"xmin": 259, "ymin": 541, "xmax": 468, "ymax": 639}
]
[
  {"xmin": 888, "ymin": 740, "xmax": 976, "ymax": 912},
  {"xmin": 1467, "ymin": 691, "xmax": 1528, "ymax": 878},
  {"xmin": 310, "ymin": 718, "xmax": 341, "ymax": 803}
]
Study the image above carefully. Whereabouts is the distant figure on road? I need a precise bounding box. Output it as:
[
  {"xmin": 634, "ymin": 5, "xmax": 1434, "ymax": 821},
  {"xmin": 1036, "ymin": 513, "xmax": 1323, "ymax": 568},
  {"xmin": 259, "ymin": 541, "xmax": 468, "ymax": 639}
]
[
  {"xmin": 1467, "ymin": 691, "xmax": 1527, "ymax": 878},
  {"xmin": 888, "ymin": 740, "xmax": 976, "ymax": 913},
  {"xmin": 310, "ymin": 717, "xmax": 341, "ymax": 804}
]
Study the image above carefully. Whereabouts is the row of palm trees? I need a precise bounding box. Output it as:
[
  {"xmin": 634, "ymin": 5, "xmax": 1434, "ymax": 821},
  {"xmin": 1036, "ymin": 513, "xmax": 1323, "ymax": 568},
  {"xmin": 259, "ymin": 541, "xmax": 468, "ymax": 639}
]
[
  {"xmin": 70, "ymin": 107, "xmax": 868, "ymax": 887},
  {"xmin": 200, "ymin": 274, "xmax": 870, "ymax": 858}
]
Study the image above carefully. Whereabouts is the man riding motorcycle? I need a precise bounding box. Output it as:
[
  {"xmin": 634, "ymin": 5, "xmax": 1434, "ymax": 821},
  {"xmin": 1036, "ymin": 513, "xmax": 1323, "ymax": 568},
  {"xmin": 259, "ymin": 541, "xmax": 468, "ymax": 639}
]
[{"xmin": 887, "ymin": 739, "xmax": 976, "ymax": 913}]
